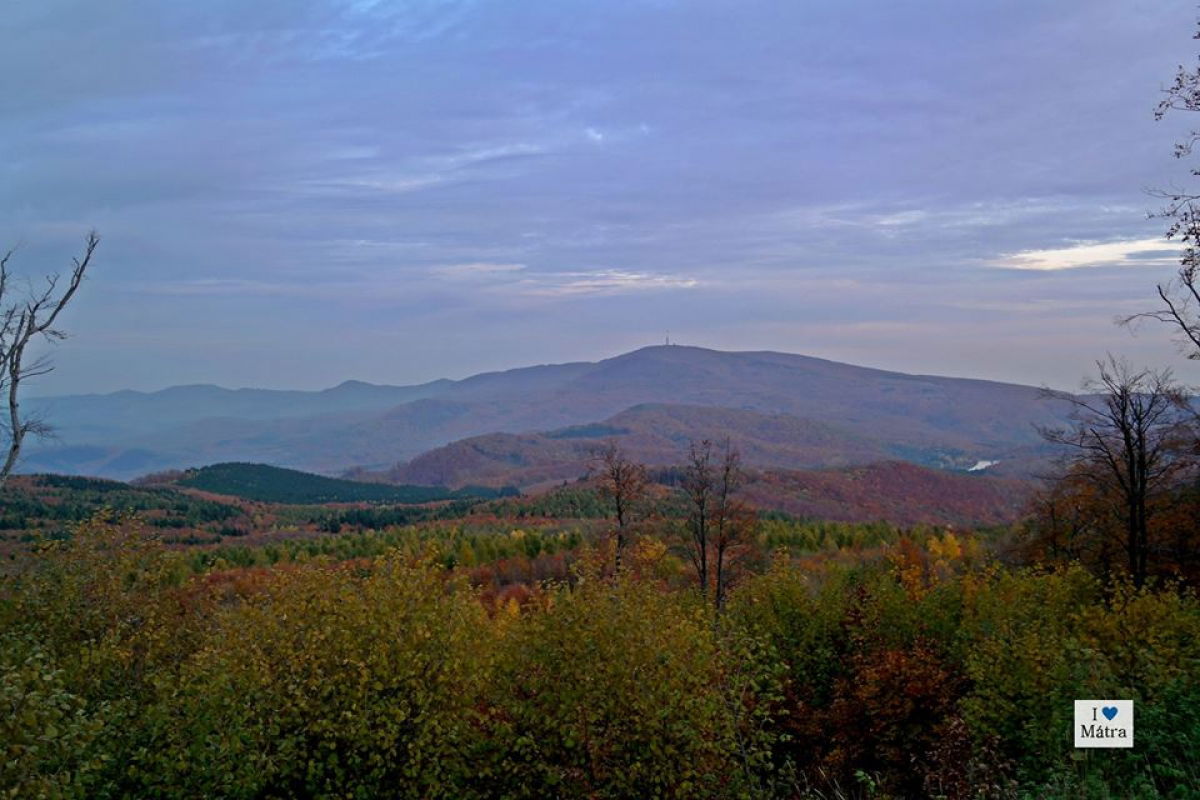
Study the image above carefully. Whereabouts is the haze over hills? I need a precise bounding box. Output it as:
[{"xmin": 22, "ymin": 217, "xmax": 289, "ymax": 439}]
[
  {"xmin": 382, "ymin": 404, "xmax": 897, "ymax": 489},
  {"xmin": 28, "ymin": 379, "xmax": 453, "ymax": 440},
  {"xmin": 19, "ymin": 345, "xmax": 1069, "ymax": 482}
]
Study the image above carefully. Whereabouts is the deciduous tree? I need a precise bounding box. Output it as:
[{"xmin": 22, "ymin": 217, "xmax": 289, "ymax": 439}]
[
  {"xmin": 1037, "ymin": 357, "xmax": 1194, "ymax": 586},
  {"xmin": 682, "ymin": 438, "xmax": 754, "ymax": 608},
  {"xmin": 0, "ymin": 232, "xmax": 98, "ymax": 487},
  {"xmin": 592, "ymin": 441, "xmax": 649, "ymax": 572}
]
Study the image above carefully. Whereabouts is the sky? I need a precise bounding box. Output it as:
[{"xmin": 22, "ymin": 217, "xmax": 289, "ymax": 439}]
[{"xmin": 5, "ymin": 0, "xmax": 1200, "ymax": 394}]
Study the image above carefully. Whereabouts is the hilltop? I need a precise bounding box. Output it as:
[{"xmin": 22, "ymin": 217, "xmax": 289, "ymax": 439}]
[{"xmin": 19, "ymin": 345, "xmax": 1066, "ymax": 480}]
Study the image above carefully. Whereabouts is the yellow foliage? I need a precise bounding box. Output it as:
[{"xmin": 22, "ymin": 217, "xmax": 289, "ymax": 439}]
[{"xmin": 927, "ymin": 531, "xmax": 962, "ymax": 563}]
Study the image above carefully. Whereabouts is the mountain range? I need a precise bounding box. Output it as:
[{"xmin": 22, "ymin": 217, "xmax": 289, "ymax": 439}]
[{"xmin": 20, "ymin": 345, "xmax": 1069, "ymax": 485}]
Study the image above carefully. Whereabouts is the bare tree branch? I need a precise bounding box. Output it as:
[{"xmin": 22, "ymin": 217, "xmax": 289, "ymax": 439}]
[
  {"xmin": 0, "ymin": 231, "xmax": 98, "ymax": 487},
  {"xmin": 591, "ymin": 441, "xmax": 649, "ymax": 573},
  {"xmin": 1036, "ymin": 356, "xmax": 1194, "ymax": 586},
  {"xmin": 680, "ymin": 437, "xmax": 753, "ymax": 609},
  {"xmin": 1129, "ymin": 30, "xmax": 1200, "ymax": 358}
]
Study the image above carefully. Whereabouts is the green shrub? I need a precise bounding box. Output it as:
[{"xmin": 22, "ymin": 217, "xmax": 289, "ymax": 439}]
[
  {"xmin": 0, "ymin": 634, "xmax": 106, "ymax": 800},
  {"xmin": 140, "ymin": 556, "xmax": 492, "ymax": 799},
  {"xmin": 483, "ymin": 576, "xmax": 745, "ymax": 799}
]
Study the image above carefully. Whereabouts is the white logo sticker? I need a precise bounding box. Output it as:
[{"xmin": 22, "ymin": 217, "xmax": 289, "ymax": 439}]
[{"xmin": 1074, "ymin": 700, "xmax": 1134, "ymax": 748}]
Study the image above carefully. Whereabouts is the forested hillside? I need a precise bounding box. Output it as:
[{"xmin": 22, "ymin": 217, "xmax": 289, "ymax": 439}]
[
  {"xmin": 19, "ymin": 346, "xmax": 1066, "ymax": 479},
  {"xmin": 173, "ymin": 462, "xmax": 514, "ymax": 504}
]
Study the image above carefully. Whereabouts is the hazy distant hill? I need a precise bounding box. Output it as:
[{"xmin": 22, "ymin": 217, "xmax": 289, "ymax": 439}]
[
  {"xmin": 19, "ymin": 345, "xmax": 1068, "ymax": 480},
  {"xmin": 27, "ymin": 379, "xmax": 452, "ymax": 442},
  {"xmin": 384, "ymin": 403, "xmax": 896, "ymax": 489}
]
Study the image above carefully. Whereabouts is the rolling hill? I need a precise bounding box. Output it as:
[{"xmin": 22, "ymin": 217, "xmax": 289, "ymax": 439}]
[
  {"xmin": 382, "ymin": 403, "xmax": 897, "ymax": 489},
  {"xmin": 476, "ymin": 459, "xmax": 1031, "ymax": 527},
  {"xmin": 172, "ymin": 462, "xmax": 513, "ymax": 505},
  {"xmin": 18, "ymin": 345, "xmax": 1069, "ymax": 480},
  {"xmin": 738, "ymin": 461, "xmax": 1029, "ymax": 527}
]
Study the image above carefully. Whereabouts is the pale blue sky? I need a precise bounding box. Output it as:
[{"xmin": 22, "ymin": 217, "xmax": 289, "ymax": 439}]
[{"xmin": 5, "ymin": 0, "xmax": 1200, "ymax": 393}]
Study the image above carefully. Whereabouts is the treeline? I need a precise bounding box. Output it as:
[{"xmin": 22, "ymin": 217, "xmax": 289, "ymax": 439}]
[
  {"xmin": 310, "ymin": 499, "xmax": 485, "ymax": 532},
  {"xmin": 482, "ymin": 484, "xmax": 614, "ymax": 518},
  {"xmin": 0, "ymin": 475, "xmax": 241, "ymax": 535},
  {"xmin": 176, "ymin": 462, "xmax": 517, "ymax": 505},
  {"xmin": 485, "ymin": 482, "xmax": 697, "ymax": 521},
  {"xmin": 760, "ymin": 517, "xmax": 920, "ymax": 553},
  {"xmin": 184, "ymin": 522, "xmax": 586, "ymax": 574},
  {"xmin": 1, "ymin": 516, "xmax": 1197, "ymax": 798}
]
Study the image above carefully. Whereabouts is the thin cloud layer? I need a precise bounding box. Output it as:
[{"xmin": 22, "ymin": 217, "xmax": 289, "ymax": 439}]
[
  {"xmin": 994, "ymin": 238, "xmax": 1181, "ymax": 271},
  {"xmin": 3, "ymin": 0, "xmax": 1199, "ymax": 392}
]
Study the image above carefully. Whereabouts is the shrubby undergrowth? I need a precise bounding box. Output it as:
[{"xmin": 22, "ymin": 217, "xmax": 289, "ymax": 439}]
[{"xmin": 2, "ymin": 516, "xmax": 1198, "ymax": 799}]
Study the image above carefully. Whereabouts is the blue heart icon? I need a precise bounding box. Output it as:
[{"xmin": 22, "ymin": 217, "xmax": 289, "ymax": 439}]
[{"xmin": 1102, "ymin": 706, "xmax": 1118, "ymax": 720}]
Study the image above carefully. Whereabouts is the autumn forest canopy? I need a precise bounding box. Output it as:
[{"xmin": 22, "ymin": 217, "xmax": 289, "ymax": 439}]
[{"xmin": 3, "ymin": 413, "xmax": 1200, "ymax": 798}]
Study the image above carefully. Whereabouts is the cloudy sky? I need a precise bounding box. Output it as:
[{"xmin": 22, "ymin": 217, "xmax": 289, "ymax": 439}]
[{"xmin": 5, "ymin": 0, "xmax": 1200, "ymax": 394}]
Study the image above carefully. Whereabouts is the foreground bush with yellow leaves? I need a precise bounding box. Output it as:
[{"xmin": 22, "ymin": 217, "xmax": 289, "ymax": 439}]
[{"xmin": 3, "ymin": 515, "xmax": 1199, "ymax": 799}]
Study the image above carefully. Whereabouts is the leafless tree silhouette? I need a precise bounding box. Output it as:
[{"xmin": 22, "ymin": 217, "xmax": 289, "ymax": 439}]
[
  {"xmin": 0, "ymin": 231, "xmax": 98, "ymax": 487},
  {"xmin": 1037, "ymin": 356, "xmax": 1194, "ymax": 586},
  {"xmin": 1127, "ymin": 22, "xmax": 1200, "ymax": 356},
  {"xmin": 681, "ymin": 437, "xmax": 754, "ymax": 608}
]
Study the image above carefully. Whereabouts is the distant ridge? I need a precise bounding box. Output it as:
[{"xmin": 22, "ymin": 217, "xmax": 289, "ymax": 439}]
[{"xmin": 20, "ymin": 345, "xmax": 1068, "ymax": 480}]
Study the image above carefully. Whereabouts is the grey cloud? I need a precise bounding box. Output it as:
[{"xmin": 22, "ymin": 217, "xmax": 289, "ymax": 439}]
[{"xmin": 4, "ymin": 0, "xmax": 1200, "ymax": 394}]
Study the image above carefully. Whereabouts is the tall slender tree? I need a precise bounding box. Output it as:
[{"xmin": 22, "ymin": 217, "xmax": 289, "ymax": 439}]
[
  {"xmin": 709, "ymin": 443, "xmax": 754, "ymax": 610},
  {"xmin": 593, "ymin": 441, "xmax": 649, "ymax": 572},
  {"xmin": 681, "ymin": 438, "xmax": 753, "ymax": 607}
]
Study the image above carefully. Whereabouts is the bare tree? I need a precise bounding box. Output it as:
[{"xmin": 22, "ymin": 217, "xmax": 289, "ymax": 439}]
[
  {"xmin": 681, "ymin": 438, "xmax": 754, "ymax": 608},
  {"xmin": 681, "ymin": 439, "xmax": 715, "ymax": 602},
  {"xmin": 709, "ymin": 444, "xmax": 754, "ymax": 611},
  {"xmin": 1127, "ymin": 20, "xmax": 1200, "ymax": 355},
  {"xmin": 1037, "ymin": 356, "xmax": 1194, "ymax": 586},
  {"xmin": 0, "ymin": 232, "xmax": 98, "ymax": 488},
  {"xmin": 592, "ymin": 441, "xmax": 649, "ymax": 572}
]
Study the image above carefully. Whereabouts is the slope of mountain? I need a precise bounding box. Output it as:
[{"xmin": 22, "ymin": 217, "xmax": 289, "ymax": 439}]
[
  {"xmin": 477, "ymin": 459, "xmax": 1031, "ymax": 527},
  {"xmin": 740, "ymin": 461, "xmax": 1029, "ymax": 527},
  {"xmin": 19, "ymin": 345, "xmax": 1068, "ymax": 480},
  {"xmin": 385, "ymin": 403, "xmax": 895, "ymax": 488}
]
